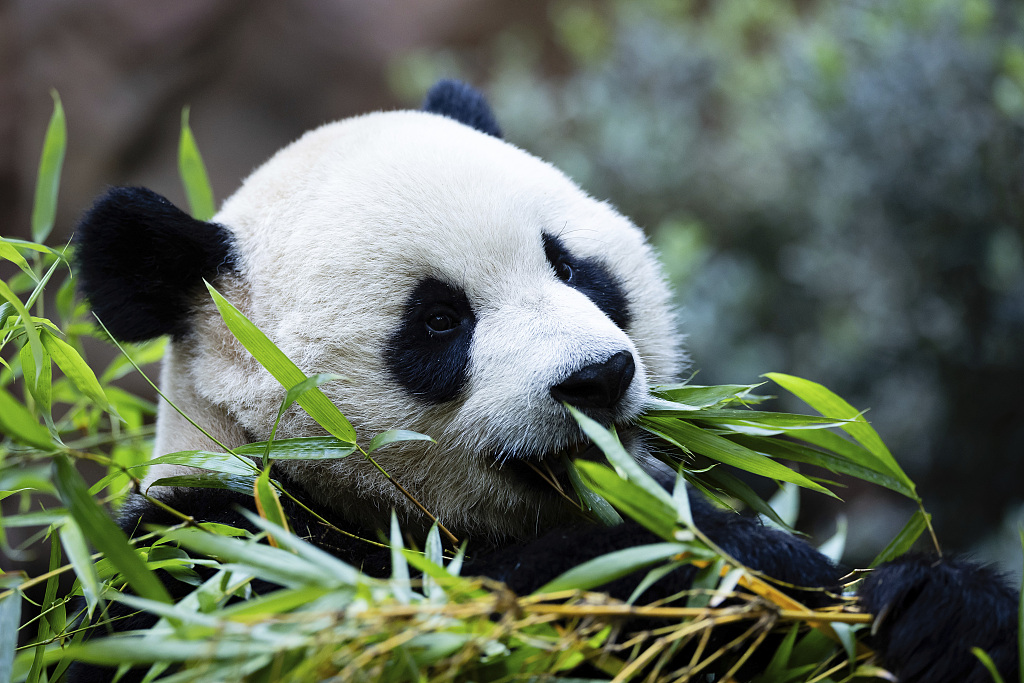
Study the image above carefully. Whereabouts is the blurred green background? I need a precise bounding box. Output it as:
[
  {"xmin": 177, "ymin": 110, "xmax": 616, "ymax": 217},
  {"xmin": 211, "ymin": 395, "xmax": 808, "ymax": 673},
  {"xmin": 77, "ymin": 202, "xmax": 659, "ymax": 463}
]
[{"xmin": 2, "ymin": 0, "xmax": 1022, "ymax": 574}]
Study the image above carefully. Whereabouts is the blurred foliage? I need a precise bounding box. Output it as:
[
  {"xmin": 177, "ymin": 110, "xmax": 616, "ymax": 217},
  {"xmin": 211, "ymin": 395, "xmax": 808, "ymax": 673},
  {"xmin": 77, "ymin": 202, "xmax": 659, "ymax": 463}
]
[{"xmin": 392, "ymin": 0, "xmax": 1024, "ymax": 568}]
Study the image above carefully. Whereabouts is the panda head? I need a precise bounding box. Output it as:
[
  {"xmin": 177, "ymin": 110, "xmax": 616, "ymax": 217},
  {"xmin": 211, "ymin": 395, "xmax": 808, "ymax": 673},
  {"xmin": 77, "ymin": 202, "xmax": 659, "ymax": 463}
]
[{"xmin": 76, "ymin": 81, "xmax": 684, "ymax": 541}]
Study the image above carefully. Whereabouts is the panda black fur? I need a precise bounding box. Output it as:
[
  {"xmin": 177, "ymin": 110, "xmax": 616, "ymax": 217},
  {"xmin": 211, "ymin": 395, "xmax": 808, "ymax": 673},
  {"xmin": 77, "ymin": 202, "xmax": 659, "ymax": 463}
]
[{"xmin": 72, "ymin": 80, "xmax": 1018, "ymax": 682}]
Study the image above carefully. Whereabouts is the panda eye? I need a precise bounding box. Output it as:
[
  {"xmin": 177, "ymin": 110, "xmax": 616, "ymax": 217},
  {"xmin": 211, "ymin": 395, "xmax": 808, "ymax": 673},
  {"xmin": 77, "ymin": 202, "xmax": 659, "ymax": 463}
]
[
  {"xmin": 554, "ymin": 259, "xmax": 574, "ymax": 284},
  {"xmin": 425, "ymin": 309, "xmax": 458, "ymax": 333}
]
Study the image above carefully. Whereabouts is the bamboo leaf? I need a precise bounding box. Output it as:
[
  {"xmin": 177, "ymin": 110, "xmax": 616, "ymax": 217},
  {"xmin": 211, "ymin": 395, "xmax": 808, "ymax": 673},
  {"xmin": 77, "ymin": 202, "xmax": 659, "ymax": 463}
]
[
  {"xmin": 672, "ymin": 472, "xmax": 693, "ymax": 527},
  {"xmin": 59, "ymin": 518, "xmax": 101, "ymax": 616},
  {"xmin": 0, "ymin": 238, "xmax": 37, "ymax": 282},
  {"xmin": 0, "ymin": 387, "xmax": 56, "ymax": 450},
  {"xmin": 0, "ymin": 279, "xmax": 44, "ymax": 386},
  {"xmin": 41, "ymin": 329, "xmax": 116, "ymax": 415},
  {"xmin": 164, "ymin": 526, "xmax": 335, "ymax": 589},
  {"xmin": 565, "ymin": 456, "xmax": 623, "ymax": 526},
  {"xmin": 263, "ymin": 373, "xmax": 345, "ymax": 465},
  {"xmin": 366, "ymin": 429, "xmax": 435, "ymax": 455},
  {"xmin": 574, "ymin": 461, "xmax": 678, "ymax": 540},
  {"xmin": 253, "ymin": 466, "xmax": 289, "ymax": 548},
  {"xmin": 536, "ymin": 542, "xmax": 690, "ymax": 594},
  {"xmin": 206, "ymin": 283, "xmax": 356, "ymax": 443},
  {"xmin": 390, "ymin": 511, "xmax": 412, "ymax": 604},
  {"xmin": 53, "ymin": 455, "xmax": 171, "ymax": 603},
  {"xmin": 758, "ymin": 624, "xmax": 801, "ymax": 681},
  {"xmin": 0, "ymin": 589, "xmax": 18, "ymax": 683},
  {"xmin": 651, "ymin": 383, "xmax": 763, "ymax": 408},
  {"xmin": 869, "ymin": 509, "xmax": 930, "ymax": 567},
  {"xmin": 139, "ymin": 451, "xmax": 258, "ymax": 477},
  {"xmin": 568, "ymin": 405, "xmax": 674, "ymax": 508},
  {"xmin": 817, "ymin": 515, "xmax": 847, "ymax": 564},
  {"xmin": 148, "ymin": 473, "xmax": 258, "ymax": 496},
  {"xmin": 236, "ymin": 437, "xmax": 356, "ymax": 460},
  {"xmin": 730, "ymin": 433, "xmax": 915, "ymax": 499},
  {"xmin": 642, "ymin": 417, "xmax": 836, "ymax": 497},
  {"xmin": 765, "ymin": 373, "xmax": 915, "ymax": 496},
  {"xmin": 31, "ymin": 91, "xmax": 66, "ymax": 243},
  {"xmin": 178, "ymin": 107, "xmax": 216, "ymax": 221},
  {"xmin": 689, "ymin": 409, "xmax": 852, "ymax": 428},
  {"xmin": 239, "ymin": 511, "xmax": 361, "ymax": 584},
  {"xmin": 702, "ymin": 466, "xmax": 793, "ymax": 532},
  {"xmin": 971, "ymin": 648, "xmax": 1007, "ymax": 683},
  {"xmin": 19, "ymin": 341, "xmax": 52, "ymax": 421}
]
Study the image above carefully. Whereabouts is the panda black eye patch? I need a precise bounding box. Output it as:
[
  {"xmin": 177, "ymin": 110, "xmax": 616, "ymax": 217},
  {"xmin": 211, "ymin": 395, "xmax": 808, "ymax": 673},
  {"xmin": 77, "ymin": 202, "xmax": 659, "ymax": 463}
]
[
  {"xmin": 384, "ymin": 277, "xmax": 476, "ymax": 404},
  {"xmin": 542, "ymin": 233, "xmax": 632, "ymax": 330}
]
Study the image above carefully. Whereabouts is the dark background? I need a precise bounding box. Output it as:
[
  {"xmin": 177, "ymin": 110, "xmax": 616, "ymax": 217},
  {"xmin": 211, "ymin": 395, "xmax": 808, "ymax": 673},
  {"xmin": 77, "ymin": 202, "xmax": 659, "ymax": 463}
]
[{"xmin": 2, "ymin": 0, "xmax": 1022, "ymax": 575}]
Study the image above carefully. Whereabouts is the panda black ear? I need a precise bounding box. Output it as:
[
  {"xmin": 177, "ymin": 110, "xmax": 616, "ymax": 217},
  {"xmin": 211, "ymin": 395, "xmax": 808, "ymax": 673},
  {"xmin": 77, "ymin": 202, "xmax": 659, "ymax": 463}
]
[
  {"xmin": 421, "ymin": 79, "xmax": 502, "ymax": 139},
  {"xmin": 74, "ymin": 186, "xmax": 237, "ymax": 342}
]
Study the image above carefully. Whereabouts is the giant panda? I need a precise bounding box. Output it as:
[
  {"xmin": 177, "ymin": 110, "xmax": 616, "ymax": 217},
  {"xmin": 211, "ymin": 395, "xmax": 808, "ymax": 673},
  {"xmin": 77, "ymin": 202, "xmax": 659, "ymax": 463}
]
[{"xmin": 72, "ymin": 80, "xmax": 1018, "ymax": 682}]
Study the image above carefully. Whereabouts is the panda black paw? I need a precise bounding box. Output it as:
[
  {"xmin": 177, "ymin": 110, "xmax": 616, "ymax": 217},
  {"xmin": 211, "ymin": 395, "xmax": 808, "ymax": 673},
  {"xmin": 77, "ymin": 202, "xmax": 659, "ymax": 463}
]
[{"xmin": 859, "ymin": 555, "xmax": 1020, "ymax": 683}]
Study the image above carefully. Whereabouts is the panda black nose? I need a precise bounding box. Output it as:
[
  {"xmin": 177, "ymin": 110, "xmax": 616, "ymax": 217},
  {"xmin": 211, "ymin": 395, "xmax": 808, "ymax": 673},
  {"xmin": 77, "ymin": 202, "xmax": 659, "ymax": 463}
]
[{"xmin": 550, "ymin": 351, "xmax": 636, "ymax": 413}]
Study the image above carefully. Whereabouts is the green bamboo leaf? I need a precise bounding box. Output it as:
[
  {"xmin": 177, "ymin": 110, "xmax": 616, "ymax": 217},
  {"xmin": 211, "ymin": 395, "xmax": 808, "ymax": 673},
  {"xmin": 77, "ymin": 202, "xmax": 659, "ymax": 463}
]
[
  {"xmin": 367, "ymin": 429, "xmax": 435, "ymax": 455},
  {"xmin": 58, "ymin": 636, "xmax": 274, "ymax": 666},
  {"xmin": 216, "ymin": 585, "xmax": 330, "ymax": 620},
  {"xmin": 239, "ymin": 510, "xmax": 361, "ymax": 584},
  {"xmin": 254, "ymin": 466, "xmax": 289, "ymax": 548},
  {"xmin": 627, "ymin": 560, "xmax": 686, "ymax": 604},
  {"xmin": 58, "ymin": 518, "xmax": 101, "ymax": 616},
  {"xmin": 31, "ymin": 91, "xmax": 66, "ymax": 244},
  {"xmin": 765, "ymin": 373, "xmax": 915, "ymax": 495},
  {"xmin": 672, "ymin": 472, "xmax": 693, "ymax": 527},
  {"xmin": 574, "ymin": 461, "xmax": 677, "ymax": 540},
  {"xmin": 263, "ymin": 373, "xmax": 345, "ymax": 465},
  {"xmin": 832, "ymin": 622, "xmax": 857, "ymax": 670},
  {"xmin": 971, "ymin": 648, "xmax": 1007, "ymax": 683},
  {"xmin": 137, "ymin": 450, "xmax": 258, "ymax": 477},
  {"xmin": 869, "ymin": 509, "xmax": 930, "ymax": 567},
  {"xmin": 651, "ymin": 383, "xmax": 763, "ymax": 408},
  {"xmin": 758, "ymin": 624, "xmax": 801, "ymax": 681},
  {"xmin": 27, "ymin": 535, "xmax": 62, "ymax": 683},
  {"xmin": 19, "ymin": 341, "xmax": 52, "ymax": 421},
  {"xmin": 729, "ymin": 433, "xmax": 915, "ymax": 499},
  {"xmin": 178, "ymin": 107, "xmax": 216, "ymax": 221},
  {"xmin": 422, "ymin": 524, "xmax": 445, "ymax": 602},
  {"xmin": 568, "ymin": 405, "xmax": 674, "ymax": 508},
  {"xmin": 148, "ymin": 473, "xmax": 258, "ymax": 496},
  {"xmin": 164, "ymin": 526, "xmax": 334, "ymax": 589},
  {"xmin": 100, "ymin": 338, "xmax": 167, "ymax": 383},
  {"xmin": 235, "ymin": 436, "xmax": 356, "ymax": 460},
  {"xmin": 390, "ymin": 510, "xmax": 412, "ymax": 604},
  {"xmin": 702, "ymin": 466, "xmax": 794, "ymax": 532},
  {"xmin": 206, "ymin": 283, "xmax": 356, "ymax": 443},
  {"xmin": 53, "ymin": 455, "xmax": 171, "ymax": 603},
  {"xmin": 565, "ymin": 456, "xmax": 623, "ymax": 526},
  {"xmin": 40, "ymin": 329, "xmax": 116, "ymax": 415},
  {"xmin": 689, "ymin": 409, "xmax": 851, "ymax": 429},
  {"xmin": 0, "ymin": 510, "xmax": 65, "ymax": 528},
  {"xmin": 817, "ymin": 515, "xmax": 847, "ymax": 564},
  {"xmin": 642, "ymin": 417, "xmax": 836, "ymax": 497},
  {"xmin": 0, "ymin": 279, "xmax": 43, "ymax": 386},
  {"xmin": 0, "ymin": 239, "xmax": 37, "ymax": 282},
  {"xmin": 536, "ymin": 542, "xmax": 690, "ymax": 594},
  {"xmin": 0, "ymin": 387, "xmax": 56, "ymax": 450},
  {"xmin": 0, "ymin": 589, "xmax": 18, "ymax": 683}
]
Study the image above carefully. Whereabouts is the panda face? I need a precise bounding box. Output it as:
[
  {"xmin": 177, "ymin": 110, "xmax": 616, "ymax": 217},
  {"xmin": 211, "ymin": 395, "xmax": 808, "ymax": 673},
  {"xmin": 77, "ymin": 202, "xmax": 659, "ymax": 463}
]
[{"xmin": 83, "ymin": 102, "xmax": 683, "ymax": 541}]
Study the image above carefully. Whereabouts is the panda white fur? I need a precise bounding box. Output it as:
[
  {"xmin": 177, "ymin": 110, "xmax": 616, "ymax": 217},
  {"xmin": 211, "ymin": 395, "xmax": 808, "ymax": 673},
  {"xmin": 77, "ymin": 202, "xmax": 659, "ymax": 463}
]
[{"xmin": 73, "ymin": 81, "xmax": 1017, "ymax": 682}]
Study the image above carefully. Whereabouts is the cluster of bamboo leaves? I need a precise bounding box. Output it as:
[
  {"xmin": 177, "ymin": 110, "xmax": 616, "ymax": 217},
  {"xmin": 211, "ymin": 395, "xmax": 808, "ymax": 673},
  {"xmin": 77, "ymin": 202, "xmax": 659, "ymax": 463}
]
[{"xmin": 1, "ymin": 95, "xmax": 1019, "ymax": 683}]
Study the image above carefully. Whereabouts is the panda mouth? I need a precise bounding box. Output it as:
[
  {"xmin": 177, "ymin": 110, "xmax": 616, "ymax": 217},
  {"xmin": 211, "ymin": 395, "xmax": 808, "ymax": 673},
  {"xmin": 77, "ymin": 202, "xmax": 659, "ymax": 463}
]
[{"xmin": 501, "ymin": 439, "xmax": 603, "ymax": 494}]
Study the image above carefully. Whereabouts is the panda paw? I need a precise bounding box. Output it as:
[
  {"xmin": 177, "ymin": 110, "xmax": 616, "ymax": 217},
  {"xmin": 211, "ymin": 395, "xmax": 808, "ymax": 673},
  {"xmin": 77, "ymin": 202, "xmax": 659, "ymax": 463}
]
[{"xmin": 858, "ymin": 555, "xmax": 1020, "ymax": 683}]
